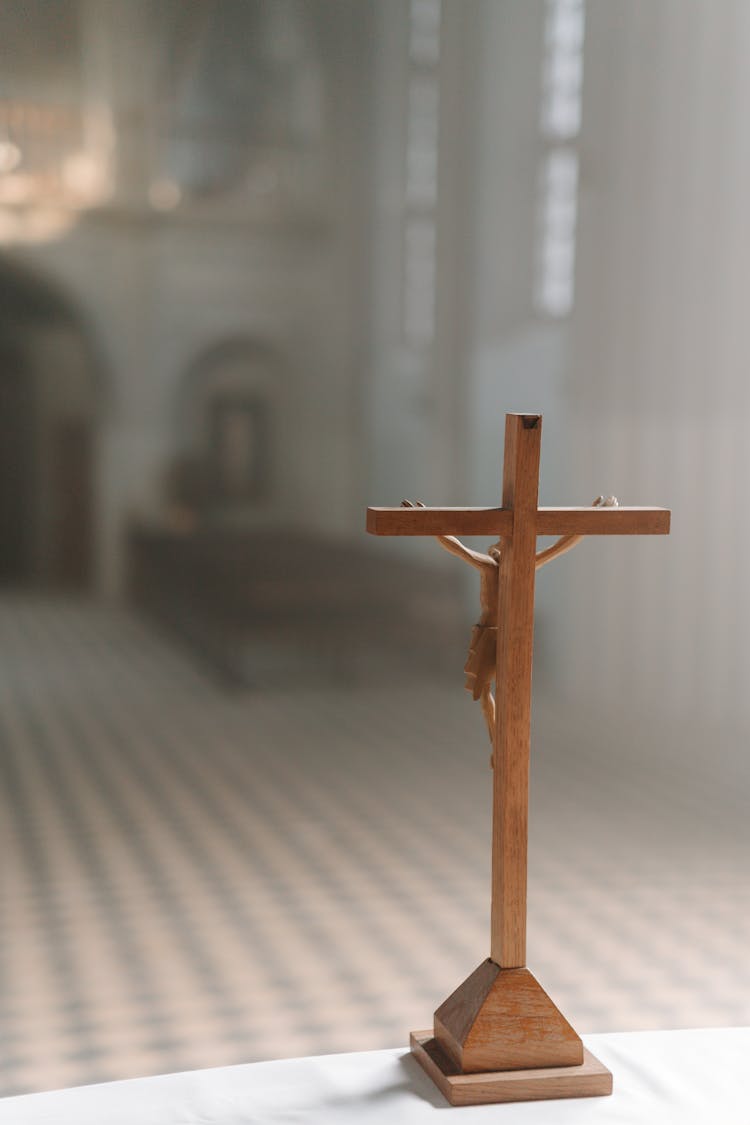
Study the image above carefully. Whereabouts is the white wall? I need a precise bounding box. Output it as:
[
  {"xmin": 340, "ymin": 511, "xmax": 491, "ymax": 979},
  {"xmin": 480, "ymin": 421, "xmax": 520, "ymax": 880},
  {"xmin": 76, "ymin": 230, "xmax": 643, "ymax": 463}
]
[{"xmin": 551, "ymin": 1, "xmax": 750, "ymax": 773}]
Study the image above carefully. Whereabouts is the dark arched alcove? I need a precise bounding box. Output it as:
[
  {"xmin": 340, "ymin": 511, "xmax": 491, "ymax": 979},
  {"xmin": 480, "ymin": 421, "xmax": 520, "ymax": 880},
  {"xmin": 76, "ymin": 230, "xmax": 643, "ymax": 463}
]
[
  {"xmin": 169, "ymin": 336, "xmax": 279, "ymax": 523},
  {"xmin": 0, "ymin": 255, "xmax": 104, "ymax": 588}
]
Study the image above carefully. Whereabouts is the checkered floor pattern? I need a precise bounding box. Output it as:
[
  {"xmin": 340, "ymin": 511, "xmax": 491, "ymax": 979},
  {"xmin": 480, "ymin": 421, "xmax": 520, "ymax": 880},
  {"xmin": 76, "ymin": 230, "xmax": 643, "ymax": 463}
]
[{"xmin": 0, "ymin": 596, "xmax": 748, "ymax": 1096}]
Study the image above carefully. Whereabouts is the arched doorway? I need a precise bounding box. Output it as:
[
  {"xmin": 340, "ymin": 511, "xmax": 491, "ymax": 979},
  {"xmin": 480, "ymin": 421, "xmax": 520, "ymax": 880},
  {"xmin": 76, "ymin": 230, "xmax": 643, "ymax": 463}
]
[
  {"xmin": 0, "ymin": 256, "xmax": 102, "ymax": 588},
  {"xmin": 169, "ymin": 337, "xmax": 280, "ymax": 525}
]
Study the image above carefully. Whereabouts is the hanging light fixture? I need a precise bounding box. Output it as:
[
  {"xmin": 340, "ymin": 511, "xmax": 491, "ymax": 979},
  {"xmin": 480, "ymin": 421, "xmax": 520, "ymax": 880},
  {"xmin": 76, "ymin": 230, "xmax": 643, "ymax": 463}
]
[{"xmin": 0, "ymin": 99, "xmax": 115, "ymax": 244}]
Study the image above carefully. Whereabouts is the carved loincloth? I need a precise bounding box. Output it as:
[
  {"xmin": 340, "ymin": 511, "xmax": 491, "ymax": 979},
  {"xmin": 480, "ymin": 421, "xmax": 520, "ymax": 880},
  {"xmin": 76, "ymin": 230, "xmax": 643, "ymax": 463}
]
[{"xmin": 464, "ymin": 624, "xmax": 497, "ymax": 700}]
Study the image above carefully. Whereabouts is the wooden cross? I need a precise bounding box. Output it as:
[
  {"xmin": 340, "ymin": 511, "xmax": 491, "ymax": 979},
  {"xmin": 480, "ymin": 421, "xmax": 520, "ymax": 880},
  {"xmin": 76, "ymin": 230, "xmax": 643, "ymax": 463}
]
[{"xmin": 367, "ymin": 413, "xmax": 670, "ymax": 1106}]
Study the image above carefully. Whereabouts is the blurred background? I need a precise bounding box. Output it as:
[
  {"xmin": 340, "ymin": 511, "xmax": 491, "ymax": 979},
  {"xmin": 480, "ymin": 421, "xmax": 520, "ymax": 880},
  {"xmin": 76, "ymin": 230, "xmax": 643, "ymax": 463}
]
[{"xmin": 1, "ymin": 0, "xmax": 749, "ymax": 1098}]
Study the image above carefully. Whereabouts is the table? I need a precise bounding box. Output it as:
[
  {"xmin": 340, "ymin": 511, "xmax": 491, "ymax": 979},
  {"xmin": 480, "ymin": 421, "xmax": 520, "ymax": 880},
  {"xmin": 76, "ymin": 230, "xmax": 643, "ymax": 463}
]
[{"xmin": 1, "ymin": 1028, "xmax": 747, "ymax": 1123}]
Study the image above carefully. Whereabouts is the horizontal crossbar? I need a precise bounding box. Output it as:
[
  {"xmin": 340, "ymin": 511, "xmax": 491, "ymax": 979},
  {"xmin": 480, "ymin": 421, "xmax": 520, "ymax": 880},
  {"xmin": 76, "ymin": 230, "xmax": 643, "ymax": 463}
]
[{"xmin": 366, "ymin": 506, "xmax": 671, "ymax": 537}]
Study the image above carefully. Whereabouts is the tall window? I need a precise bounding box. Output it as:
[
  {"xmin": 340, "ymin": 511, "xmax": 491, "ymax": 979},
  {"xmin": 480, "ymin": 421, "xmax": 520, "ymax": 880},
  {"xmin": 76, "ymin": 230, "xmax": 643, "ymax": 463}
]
[
  {"xmin": 534, "ymin": 0, "xmax": 585, "ymax": 317},
  {"xmin": 402, "ymin": 0, "xmax": 442, "ymax": 358}
]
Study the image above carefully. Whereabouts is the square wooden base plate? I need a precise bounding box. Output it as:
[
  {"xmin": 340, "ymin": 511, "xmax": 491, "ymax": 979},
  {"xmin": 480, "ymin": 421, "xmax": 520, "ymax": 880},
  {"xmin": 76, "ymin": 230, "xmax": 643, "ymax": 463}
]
[{"xmin": 410, "ymin": 1031, "xmax": 613, "ymax": 1107}]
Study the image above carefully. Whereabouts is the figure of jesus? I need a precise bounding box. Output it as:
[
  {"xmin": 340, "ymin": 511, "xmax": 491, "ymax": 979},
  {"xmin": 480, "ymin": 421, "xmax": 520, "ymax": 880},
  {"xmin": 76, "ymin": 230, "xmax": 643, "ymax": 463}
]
[{"xmin": 401, "ymin": 495, "xmax": 618, "ymax": 765}]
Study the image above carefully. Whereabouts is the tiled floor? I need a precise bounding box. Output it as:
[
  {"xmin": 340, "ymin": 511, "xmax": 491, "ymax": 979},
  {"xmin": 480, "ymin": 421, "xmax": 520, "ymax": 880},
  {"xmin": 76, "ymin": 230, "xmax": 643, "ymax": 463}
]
[{"xmin": 0, "ymin": 596, "xmax": 748, "ymax": 1096}]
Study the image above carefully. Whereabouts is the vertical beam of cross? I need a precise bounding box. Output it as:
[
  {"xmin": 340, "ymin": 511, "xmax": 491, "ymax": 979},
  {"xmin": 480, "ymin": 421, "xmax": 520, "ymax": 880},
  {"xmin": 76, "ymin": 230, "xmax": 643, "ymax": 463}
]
[{"xmin": 491, "ymin": 414, "xmax": 542, "ymax": 968}]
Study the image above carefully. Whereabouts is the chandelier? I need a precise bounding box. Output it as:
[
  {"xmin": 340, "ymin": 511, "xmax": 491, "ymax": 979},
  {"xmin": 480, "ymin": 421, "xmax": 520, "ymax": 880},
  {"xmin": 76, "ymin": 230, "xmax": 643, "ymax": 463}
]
[{"xmin": 0, "ymin": 99, "xmax": 115, "ymax": 244}]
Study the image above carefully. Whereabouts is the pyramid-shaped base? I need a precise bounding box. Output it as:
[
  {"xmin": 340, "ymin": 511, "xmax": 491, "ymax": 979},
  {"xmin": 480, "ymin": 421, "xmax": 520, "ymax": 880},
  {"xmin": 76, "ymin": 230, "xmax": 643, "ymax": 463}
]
[
  {"xmin": 434, "ymin": 959, "xmax": 583, "ymax": 1073},
  {"xmin": 410, "ymin": 1031, "xmax": 612, "ymax": 1106}
]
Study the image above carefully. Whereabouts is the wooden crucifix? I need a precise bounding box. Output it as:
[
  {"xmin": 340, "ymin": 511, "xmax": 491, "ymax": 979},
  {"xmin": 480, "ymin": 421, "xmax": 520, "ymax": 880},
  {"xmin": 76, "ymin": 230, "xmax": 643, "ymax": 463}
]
[{"xmin": 367, "ymin": 413, "xmax": 670, "ymax": 1106}]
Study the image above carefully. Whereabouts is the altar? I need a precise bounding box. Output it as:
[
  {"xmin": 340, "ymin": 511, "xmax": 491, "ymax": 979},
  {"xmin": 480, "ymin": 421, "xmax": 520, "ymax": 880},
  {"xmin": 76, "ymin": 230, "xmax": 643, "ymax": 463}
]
[
  {"xmin": 1, "ymin": 1028, "xmax": 746, "ymax": 1123},
  {"xmin": 128, "ymin": 523, "xmax": 465, "ymax": 686}
]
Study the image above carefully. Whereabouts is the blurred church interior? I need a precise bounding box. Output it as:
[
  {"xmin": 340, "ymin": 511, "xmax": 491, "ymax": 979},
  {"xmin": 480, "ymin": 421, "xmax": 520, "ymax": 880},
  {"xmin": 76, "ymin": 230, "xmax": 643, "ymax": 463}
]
[{"xmin": 1, "ymin": 0, "xmax": 749, "ymax": 1096}]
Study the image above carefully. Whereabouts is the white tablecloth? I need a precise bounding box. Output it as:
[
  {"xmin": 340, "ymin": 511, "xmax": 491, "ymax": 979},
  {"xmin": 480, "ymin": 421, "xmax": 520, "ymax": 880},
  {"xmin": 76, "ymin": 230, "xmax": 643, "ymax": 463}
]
[{"xmin": 1, "ymin": 1027, "xmax": 747, "ymax": 1124}]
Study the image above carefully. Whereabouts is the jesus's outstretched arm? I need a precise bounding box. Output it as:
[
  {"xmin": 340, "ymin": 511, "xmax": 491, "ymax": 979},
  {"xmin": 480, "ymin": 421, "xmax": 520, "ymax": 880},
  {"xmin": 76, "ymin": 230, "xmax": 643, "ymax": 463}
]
[
  {"xmin": 400, "ymin": 500, "xmax": 498, "ymax": 571},
  {"xmin": 535, "ymin": 495, "xmax": 619, "ymax": 569}
]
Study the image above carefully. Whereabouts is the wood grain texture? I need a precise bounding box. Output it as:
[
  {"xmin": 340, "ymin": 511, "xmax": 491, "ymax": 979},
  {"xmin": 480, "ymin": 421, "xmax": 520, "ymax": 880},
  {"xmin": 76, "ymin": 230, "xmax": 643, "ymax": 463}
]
[
  {"xmin": 536, "ymin": 506, "xmax": 670, "ymax": 535},
  {"xmin": 434, "ymin": 962, "xmax": 582, "ymax": 1073},
  {"xmin": 366, "ymin": 507, "xmax": 513, "ymax": 537},
  {"xmin": 367, "ymin": 505, "xmax": 669, "ymax": 536},
  {"xmin": 491, "ymin": 414, "xmax": 541, "ymax": 968},
  {"xmin": 410, "ymin": 1032, "xmax": 613, "ymax": 1106}
]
